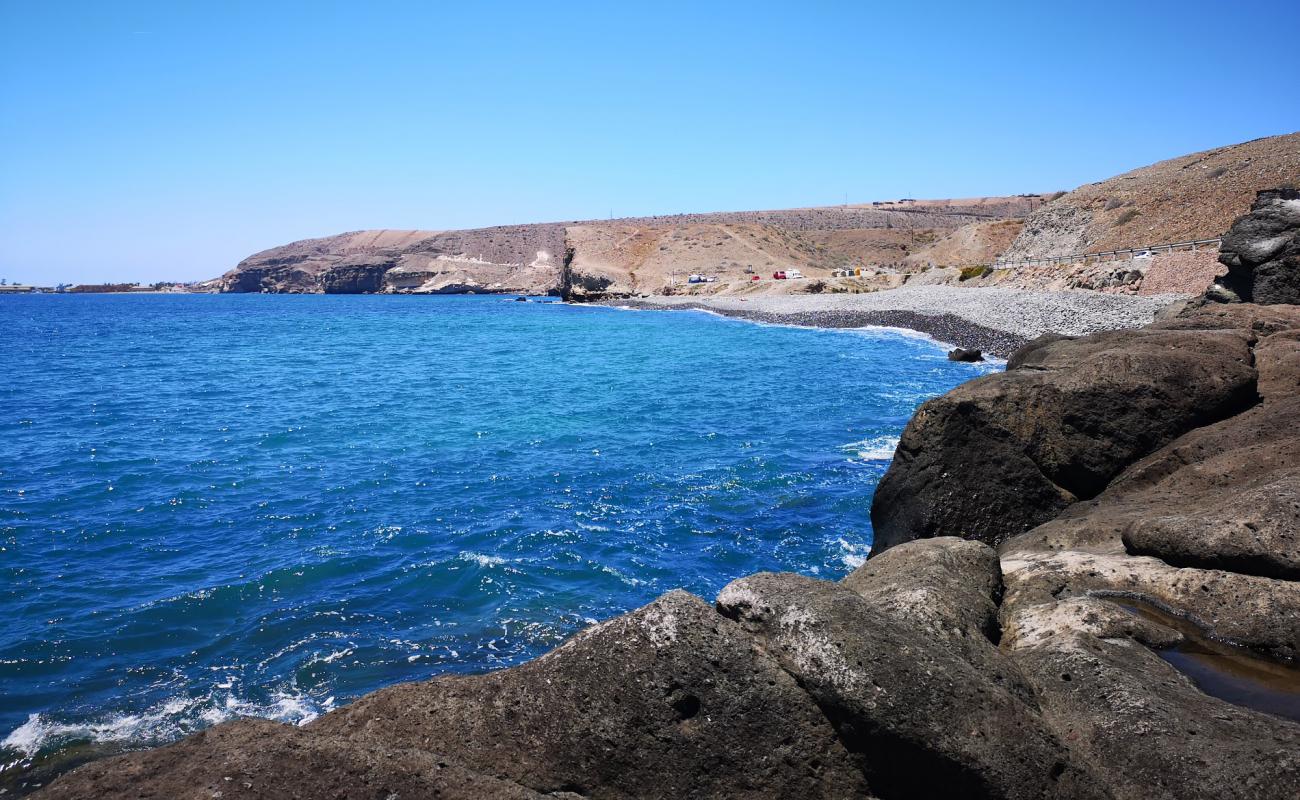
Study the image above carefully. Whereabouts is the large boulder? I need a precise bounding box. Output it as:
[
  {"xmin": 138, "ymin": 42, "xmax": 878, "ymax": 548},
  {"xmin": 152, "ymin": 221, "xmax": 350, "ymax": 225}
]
[
  {"xmin": 998, "ymin": 400, "xmax": 1300, "ymax": 658},
  {"xmin": 311, "ymin": 590, "xmax": 868, "ymax": 800},
  {"xmin": 870, "ymin": 328, "xmax": 1257, "ymax": 553},
  {"xmin": 1211, "ymin": 188, "xmax": 1300, "ymax": 304},
  {"xmin": 843, "ymin": 536, "xmax": 1002, "ymax": 642},
  {"xmin": 838, "ymin": 537, "xmax": 1037, "ymax": 703},
  {"xmin": 716, "ymin": 569, "xmax": 1103, "ymax": 800},
  {"xmin": 1112, "ymin": 396, "xmax": 1300, "ymax": 581}
]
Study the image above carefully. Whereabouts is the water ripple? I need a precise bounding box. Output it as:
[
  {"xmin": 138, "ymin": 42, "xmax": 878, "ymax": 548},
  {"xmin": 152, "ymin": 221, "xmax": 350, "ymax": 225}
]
[{"xmin": 0, "ymin": 293, "xmax": 996, "ymax": 773}]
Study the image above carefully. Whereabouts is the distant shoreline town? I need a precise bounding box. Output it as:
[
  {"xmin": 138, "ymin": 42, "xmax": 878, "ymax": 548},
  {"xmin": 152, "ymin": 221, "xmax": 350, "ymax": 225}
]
[{"xmin": 0, "ymin": 280, "xmax": 199, "ymax": 294}]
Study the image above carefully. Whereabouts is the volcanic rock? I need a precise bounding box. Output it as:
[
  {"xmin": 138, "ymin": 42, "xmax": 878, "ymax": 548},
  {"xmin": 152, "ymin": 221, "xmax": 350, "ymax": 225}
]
[
  {"xmin": 1212, "ymin": 187, "xmax": 1300, "ymax": 304},
  {"xmin": 948, "ymin": 347, "xmax": 984, "ymax": 362},
  {"xmin": 1001, "ymin": 595, "xmax": 1300, "ymax": 800},
  {"xmin": 717, "ymin": 568, "xmax": 1102, "ymax": 800},
  {"xmin": 312, "ymin": 590, "xmax": 868, "ymax": 800},
  {"xmin": 870, "ymin": 327, "xmax": 1257, "ymax": 553},
  {"xmin": 30, "ymin": 718, "xmax": 564, "ymax": 800}
]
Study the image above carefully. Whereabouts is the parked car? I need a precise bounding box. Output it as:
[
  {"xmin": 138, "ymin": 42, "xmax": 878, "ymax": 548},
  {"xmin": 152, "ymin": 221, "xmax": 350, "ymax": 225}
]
[
  {"xmin": 772, "ymin": 270, "xmax": 787, "ymax": 280},
  {"xmin": 787, "ymin": 269, "xmax": 805, "ymax": 279}
]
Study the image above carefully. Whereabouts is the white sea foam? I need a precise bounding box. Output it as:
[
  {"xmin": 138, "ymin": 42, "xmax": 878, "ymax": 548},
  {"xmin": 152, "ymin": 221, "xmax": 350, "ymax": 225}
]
[
  {"xmin": 1, "ymin": 687, "xmax": 334, "ymax": 758},
  {"xmin": 458, "ymin": 551, "xmax": 507, "ymax": 567},
  {"xmin": 834, "ymin": 537, "xmax": 872, "ymax": 570},
  {"xmin": 841, "ymin": 435, "xmax": 900, "ymax": 462}
]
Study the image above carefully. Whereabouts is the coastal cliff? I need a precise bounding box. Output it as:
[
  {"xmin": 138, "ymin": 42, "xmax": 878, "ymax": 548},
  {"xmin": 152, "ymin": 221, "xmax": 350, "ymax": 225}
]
[
  {"xmin": 34, "ymin": 194, "xmax": 1300, "ymax": 799},
  {"xmin": 212, "ymin": 199, "xmax": 1029, "ymax": 299}
]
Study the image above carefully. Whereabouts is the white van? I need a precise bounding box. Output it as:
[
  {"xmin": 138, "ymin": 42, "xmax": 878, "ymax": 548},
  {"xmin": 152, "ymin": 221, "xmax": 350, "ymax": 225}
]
[{"xmin": 787, "ymin": 269, "xmax": 805, "ymax": 279}]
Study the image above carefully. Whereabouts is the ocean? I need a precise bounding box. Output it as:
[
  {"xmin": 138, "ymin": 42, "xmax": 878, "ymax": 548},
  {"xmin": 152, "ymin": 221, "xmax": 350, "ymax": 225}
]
[{"xmin": 0, "ymin": 293, "xmax": 997, "ymax": 778}]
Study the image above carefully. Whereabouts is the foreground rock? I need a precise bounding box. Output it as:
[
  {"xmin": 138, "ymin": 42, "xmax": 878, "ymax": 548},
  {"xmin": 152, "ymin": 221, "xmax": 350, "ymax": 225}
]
[
  {"xmin": 311, "ymin": 591, "xmax": 867, "ymax": 800},
  {"xmin": 1001, "ymin": 597, "xmax": 1300, "ymax": 800},
  {"xmin": 34, "ymin": 718, "xmax": 565, "ymax": 800},
  {"xmin": 718, "ymin": 540, "xmax": 1101, "ymax": 800}
]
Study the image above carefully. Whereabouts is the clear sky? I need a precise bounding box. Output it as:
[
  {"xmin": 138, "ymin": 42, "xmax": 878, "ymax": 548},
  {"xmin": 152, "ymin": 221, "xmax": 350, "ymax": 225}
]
[{"xmin": 1, "ymin": 0, "xmax": 1297, "ymax": 285}]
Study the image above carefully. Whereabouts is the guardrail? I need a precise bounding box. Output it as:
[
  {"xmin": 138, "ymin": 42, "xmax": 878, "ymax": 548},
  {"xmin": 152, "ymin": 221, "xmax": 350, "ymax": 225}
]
[{"xmin": 993, "ymin": 237, "xmax": 1222, "ymax": 269}]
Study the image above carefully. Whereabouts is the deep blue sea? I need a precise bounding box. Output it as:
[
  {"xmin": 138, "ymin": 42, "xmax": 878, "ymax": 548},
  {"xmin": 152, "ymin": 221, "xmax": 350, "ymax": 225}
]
[{"xmin": 0, "ymin": 293, "xmax": 996, "ymax": 775}]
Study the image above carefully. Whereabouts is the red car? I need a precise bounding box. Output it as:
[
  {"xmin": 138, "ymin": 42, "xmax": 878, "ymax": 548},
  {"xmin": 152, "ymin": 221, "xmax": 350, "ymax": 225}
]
[{"xmin": 772, "ymin": 271, "xmax": 787, "ymax": 280}]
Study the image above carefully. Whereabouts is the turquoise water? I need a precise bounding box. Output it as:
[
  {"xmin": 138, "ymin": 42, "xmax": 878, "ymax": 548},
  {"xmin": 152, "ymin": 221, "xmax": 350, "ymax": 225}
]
[{"xmin": 0, "ymin": 293, "xmax": 995, "ymax": 774}]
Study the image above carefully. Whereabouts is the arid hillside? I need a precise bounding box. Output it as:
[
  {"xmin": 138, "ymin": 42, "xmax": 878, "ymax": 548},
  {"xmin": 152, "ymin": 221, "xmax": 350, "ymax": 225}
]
[
  {"xmin": 214, "ymin": 198, "xmax": 1030, "ymax": 297},
  {"xmin": 213, "ymin": 132, "xmax": 1299, "ymax": 298},
  {"xmin": 1003, "ymin": 132, "xmax": 1300, "ymax": 260}
]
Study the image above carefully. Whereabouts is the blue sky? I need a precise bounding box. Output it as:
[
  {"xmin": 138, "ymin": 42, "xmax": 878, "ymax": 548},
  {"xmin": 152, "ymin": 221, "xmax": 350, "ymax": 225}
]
[{"xmin": 1, "ymin": 1, "xmax": 1297, "ymax": 284}]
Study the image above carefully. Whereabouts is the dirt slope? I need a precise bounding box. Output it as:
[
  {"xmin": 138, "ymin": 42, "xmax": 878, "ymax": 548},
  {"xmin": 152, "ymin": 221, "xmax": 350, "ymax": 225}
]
[
  {"xmin": 1004, "ymin": 132, "xmax": 1300, "ymax": 260},
  {"xmin": 215, "ymin": 199, "xmax": 1030, "ymax": 296}
]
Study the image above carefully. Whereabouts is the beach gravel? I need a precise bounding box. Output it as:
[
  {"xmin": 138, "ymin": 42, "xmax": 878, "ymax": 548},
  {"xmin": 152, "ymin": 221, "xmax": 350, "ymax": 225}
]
[{"xmin": 606, "ymin": 286, "xmax": 1187, "ymax": 357}]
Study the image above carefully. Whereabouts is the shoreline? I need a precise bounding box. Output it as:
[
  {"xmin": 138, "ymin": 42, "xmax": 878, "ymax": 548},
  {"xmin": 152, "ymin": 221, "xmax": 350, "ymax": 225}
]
[
  {"xmin": 598, "ymin": 286, "xmax": 1188, "ymax": 358},
  {"xmin": 605, "ymin": 298, "xmax": 1029, "ymax": 357}
]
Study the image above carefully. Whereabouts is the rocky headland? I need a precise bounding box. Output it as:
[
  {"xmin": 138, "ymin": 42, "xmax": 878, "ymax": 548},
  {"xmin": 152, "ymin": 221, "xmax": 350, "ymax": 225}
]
[{"xmin": 31, "ymin": 191, "xmax": 1300, "ymax": 799}]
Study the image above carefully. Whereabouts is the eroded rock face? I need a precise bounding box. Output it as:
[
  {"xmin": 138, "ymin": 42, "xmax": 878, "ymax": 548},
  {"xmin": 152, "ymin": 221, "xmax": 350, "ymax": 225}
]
[
  {"xmin": 717, "ymin": 568, "xmax": 1101, "ymax": 800},
  {"xmin": 870, "ymin": 327, "xmax": 1256, "ymax": 553},
  {"xmin": 1256, "ymin": 329, "xmax": 1300, "ymax": 399},
  {"xmin": 312, "ymin": 590, "xmax": 869, "ymax": 800},
  {"xmin": 1212, "ymin": 188, "xmax": 1300, "ymax": 304},
  {"xmin": 1002, "ymin": 599, "xmax": 1300, "ymax": 800}
]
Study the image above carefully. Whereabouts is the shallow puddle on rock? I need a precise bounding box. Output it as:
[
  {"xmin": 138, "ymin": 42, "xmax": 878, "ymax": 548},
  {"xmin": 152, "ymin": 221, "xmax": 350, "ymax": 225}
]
[{"xmin": 1115, "ymin": 597, "xmax": 1300, "ymax": 723}]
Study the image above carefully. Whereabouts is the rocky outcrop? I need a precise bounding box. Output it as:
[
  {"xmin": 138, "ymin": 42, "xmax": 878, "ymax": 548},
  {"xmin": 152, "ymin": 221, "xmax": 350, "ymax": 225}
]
[
  {"xmin": 947, "ymin": 347, "xmax": 983, "ymax": 362},
  {"xmin": 869, "ymin": 326, "xmax": 1256, "ymax": 552},
  {"xmin": 217, "ymin": 227, "xmax": 572, "ymax": 296},
  {"xmin": 310, "ymin": 590, "xmax": 868, "ymax": 800},
  {"xmin": 998, "ymin": 595, "xmax": 1300, "ymax": 800},
  {"xmin": 717, "ymin": 566, "xmax": 1101, "ymax": 800},
  {"xmin": 1210, "ymin": 187, "xmax": 1300, "ymax": 303},
  {"xmin": 33, "ymin": 718, "xmax": 568, "ymax": 800}
]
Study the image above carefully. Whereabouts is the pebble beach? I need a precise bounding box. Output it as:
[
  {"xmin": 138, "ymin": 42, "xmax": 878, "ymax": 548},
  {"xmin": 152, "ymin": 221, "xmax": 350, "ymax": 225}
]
[{"xmin": 607, "ymin": 285, "xmax": 1189, "ymax": 357}]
